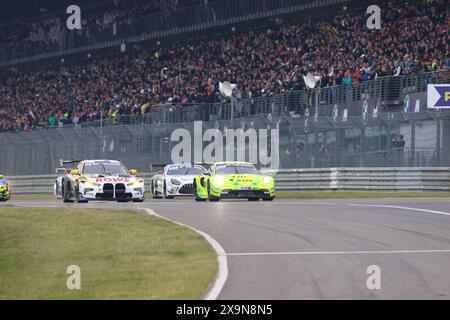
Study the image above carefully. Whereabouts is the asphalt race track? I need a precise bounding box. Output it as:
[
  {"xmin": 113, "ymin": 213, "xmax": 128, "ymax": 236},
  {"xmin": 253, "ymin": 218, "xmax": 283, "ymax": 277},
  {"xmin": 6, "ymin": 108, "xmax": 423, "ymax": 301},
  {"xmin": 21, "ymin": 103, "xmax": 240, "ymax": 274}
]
[{"xmin": 7, "ymin": 198, "xmax": 450, "ymax": 299}]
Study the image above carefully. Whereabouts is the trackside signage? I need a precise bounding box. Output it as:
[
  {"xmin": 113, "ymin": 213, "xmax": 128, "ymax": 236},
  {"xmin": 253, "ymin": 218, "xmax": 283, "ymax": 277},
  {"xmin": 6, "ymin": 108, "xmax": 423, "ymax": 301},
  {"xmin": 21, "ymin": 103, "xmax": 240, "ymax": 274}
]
[{"xmin": 427, "ymin": 84, "xmax": 450, "ymax": 109}]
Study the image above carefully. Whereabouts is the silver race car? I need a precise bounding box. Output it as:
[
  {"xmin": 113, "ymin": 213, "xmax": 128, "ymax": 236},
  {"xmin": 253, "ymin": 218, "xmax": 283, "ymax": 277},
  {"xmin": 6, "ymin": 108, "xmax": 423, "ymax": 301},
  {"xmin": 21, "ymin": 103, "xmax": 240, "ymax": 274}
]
[{"xmin": 151, "ymin": 163, "xmax": 207, "ymax": 199}]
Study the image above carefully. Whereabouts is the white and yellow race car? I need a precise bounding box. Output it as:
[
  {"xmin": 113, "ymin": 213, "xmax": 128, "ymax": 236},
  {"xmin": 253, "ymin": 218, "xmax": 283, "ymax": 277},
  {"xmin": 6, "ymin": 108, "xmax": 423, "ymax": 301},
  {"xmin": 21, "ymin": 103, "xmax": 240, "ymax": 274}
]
[{"xmin": 59, "ymin": 159, "xmax": 145, "ymax": 203}]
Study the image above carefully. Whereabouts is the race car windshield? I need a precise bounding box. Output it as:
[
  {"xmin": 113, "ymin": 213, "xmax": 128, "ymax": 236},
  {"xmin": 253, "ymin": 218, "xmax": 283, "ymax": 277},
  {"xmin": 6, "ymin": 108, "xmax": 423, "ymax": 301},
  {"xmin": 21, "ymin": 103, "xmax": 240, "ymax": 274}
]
[
  {"xmin": 167, "ymin": 167, "xmax": 204, "ymax": 176},
  {"xmin": 83, "ymin": 164, "xmax": 129, "ymax": 176},
  {"xmin": 215, "ymin": 165, "xmax": 258, "ymax": 175}
]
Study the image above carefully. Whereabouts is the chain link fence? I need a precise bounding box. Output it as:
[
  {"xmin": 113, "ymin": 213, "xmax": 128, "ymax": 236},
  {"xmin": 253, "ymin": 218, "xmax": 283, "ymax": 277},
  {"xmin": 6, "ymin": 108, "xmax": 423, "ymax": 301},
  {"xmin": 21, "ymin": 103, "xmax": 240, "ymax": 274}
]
[{"xmin": 1, "ymin": 109, "xmax": 450, "ymax": 175}]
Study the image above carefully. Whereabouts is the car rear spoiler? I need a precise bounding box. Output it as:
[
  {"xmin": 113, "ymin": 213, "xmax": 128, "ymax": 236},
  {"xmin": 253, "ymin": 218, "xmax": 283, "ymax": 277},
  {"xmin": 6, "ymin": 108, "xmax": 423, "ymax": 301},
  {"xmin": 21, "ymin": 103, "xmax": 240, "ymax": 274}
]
[
  {"xmin": 149, "ymin": 163, "xmax": 168, "ymax": 172},
  {"xmin": 60, "ymin": 159, "xmax": 83, "ymax": 167},
  {"xmin": 55, "ymin": 167, "xmax": 70, "ymax": 174}
]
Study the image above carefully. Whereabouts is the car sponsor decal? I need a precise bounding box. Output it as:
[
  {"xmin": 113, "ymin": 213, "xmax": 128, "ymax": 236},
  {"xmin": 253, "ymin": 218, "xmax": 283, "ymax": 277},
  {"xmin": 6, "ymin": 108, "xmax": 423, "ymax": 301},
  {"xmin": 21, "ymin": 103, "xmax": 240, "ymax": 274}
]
[{"xmin": 96, "ymin": 177, "xmax": 132, "ymax": 183}]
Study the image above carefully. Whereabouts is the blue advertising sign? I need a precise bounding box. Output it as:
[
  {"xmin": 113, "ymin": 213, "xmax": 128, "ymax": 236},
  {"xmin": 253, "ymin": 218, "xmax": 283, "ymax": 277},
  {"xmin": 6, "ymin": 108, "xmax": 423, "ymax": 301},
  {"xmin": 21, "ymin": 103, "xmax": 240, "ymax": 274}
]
[{"xmin": 428, "ymin": 84, "xmax": 450, "ymax": 109}]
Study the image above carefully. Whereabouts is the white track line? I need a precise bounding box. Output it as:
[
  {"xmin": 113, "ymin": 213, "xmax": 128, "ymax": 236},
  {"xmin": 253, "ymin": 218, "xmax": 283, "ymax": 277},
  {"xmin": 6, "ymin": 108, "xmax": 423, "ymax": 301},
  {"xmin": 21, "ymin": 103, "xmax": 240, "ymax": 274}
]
[
  {"xmin": 227, "ymin": 249, "xmax": 450, "ymax": 256},
  {"xmin": 273, "ymin": 202, "xmax": 450, "ymax": 217},
  {"xmin": 143, "ymin": 208, "xmax": 228, "ymax": 300},
  {"xmin": 346, "ymin": 204, "xmax": 450, "ymax": 216}
]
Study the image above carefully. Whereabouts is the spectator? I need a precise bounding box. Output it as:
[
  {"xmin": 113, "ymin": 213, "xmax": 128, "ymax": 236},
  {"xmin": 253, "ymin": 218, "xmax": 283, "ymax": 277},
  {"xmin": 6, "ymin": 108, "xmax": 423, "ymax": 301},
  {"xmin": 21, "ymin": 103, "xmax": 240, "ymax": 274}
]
[{"xmin": 0, "ymin": 0, "xmax": 448, "ymax": 133}]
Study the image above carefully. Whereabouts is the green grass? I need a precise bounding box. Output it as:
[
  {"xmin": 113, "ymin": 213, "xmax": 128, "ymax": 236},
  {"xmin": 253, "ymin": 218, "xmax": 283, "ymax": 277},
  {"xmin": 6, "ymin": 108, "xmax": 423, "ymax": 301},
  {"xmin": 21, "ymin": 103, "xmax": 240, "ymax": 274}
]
[
  {"xmin": 11, "ymin": 194, "xmax": 56, "ymax": 201},
  {"xmin": 276, "ymin": 191, "xmax": 450, "ymax": 199},
  {"xmin": 0, "ymin": 207, "xmax": 217, "ymax": 300}
]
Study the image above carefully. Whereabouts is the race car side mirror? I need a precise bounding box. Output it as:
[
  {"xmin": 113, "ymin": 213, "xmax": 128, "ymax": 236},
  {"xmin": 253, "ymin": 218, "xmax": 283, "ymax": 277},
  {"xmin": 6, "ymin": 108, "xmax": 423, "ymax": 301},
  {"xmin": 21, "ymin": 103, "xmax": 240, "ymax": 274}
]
[
  {"xmin": 70, "ymin": 170, "xmax": 79, "ymax": 175},
  {"xmin": 130, "ymin": 169, "xmax": 138, "ymax": 175}
]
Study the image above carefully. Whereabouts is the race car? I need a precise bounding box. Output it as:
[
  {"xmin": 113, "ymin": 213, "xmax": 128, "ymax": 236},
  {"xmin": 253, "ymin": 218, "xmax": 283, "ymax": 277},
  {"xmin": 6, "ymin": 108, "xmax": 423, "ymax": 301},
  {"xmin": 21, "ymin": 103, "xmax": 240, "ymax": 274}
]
[
  {"xmin": 0, "ymin": 175, "xmax": 11, "ymax": 201},
  {"xmin": 193, "ymin": 161, "xmax": 275, "ymax": 201},
  {"xmin": 60, "ymin": 159, "xmax": 145, "ymax": 203},
  {"xmin": 151, "ymin": 163, "xmax": 207, "ymax": 199}
]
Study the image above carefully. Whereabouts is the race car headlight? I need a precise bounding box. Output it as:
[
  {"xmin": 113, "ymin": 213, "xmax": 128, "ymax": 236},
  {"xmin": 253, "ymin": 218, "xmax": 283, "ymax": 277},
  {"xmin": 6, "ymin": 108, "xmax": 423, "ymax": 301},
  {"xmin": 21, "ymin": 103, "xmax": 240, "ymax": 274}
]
[
  {"xmin": 214, "ymin": 176, "xmax": 225, "ymax": 185},
  {"xmin": 263, "ymin": 177, "xmax": 272, "ymax": 184},
  {"xmin": 170, "ymin": 178, "xmax": 181, "ymax": 186}
]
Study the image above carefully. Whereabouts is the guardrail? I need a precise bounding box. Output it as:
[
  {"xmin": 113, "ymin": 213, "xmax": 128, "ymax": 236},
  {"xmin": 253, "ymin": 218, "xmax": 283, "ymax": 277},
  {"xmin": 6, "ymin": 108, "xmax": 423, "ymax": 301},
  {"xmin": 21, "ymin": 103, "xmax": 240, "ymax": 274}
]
[
  {"xmin": 265, "ymin": 167, "xmax": 450, "ymax": 192},
  {"xmin": 7, "ymin": 168, "xmax": 450, "ymax": 195}
]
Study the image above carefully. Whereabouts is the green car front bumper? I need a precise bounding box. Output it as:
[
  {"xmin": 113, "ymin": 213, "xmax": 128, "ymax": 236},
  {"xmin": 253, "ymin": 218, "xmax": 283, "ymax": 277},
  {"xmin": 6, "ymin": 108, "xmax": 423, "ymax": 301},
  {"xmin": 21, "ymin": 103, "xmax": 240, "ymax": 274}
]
[{"xmin": 194, "ymin": 175, "xmax": 275, "ymax": 200}]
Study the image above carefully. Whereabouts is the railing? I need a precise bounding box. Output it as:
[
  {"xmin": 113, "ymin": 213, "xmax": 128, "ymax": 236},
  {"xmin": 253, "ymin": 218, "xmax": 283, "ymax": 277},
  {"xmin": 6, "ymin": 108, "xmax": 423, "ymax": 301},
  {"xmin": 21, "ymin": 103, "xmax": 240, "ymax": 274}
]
[
  {"xmin": 268, "ymin": 167, "xmax": 450, "ymax": 192},
  {"xmin": 0, "ymin": 0, "xmax": 345, "ymax": 66},
  {"xmin": 22, "ymin": 70, "xmax": 448, "ymax": 132}
]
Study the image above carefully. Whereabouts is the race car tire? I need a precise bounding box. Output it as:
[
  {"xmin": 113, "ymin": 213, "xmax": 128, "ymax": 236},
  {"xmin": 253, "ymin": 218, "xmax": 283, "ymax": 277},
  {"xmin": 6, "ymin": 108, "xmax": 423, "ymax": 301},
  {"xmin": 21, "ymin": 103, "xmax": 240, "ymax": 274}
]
[
  {"xmin": 133, "ymin": 198, "xmax": 144, "ymax": 202},
  {"xmin": 163, "ymin": 182, "xmax": 175, "ymax": 199},
  {"xmin": 76, "ymin": 192, "xmax": 88, "ymax": 204},
  {"xmin": 193, "ymin": 182, "xmax": 206, "ymax": 201},
  {"xmin": 248, "ymin": 197, "xmax": 260, "ymax": 201},
  {"xmin": 117, "ymin": 199, "xmax": 130, "ymax": 203},
  {"xmin": 207, "ymin": 182, "xmax": 220, "ymax": 202},
  {"xmin": 263, "ymin": 197, "xmax": 275, "ymax": 201},
  {"xmin": 62, "ymin": 180, "xmax": 74, "ymax": 203},
  {"xmin": 152, "ymin": 182, "xmax": 162, "ymax": 199}
]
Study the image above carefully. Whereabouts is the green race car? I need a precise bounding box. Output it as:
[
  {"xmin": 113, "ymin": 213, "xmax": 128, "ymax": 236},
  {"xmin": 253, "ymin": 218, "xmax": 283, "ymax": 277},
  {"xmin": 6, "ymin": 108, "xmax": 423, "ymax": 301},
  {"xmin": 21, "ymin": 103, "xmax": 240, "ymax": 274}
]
[
  {"xmin": 0, "ymin": 175, "xmax": 11, "ymax": 201},
  {"xmin": 193, "ymin": 162, "xmax": 275, "ymax": 202}
]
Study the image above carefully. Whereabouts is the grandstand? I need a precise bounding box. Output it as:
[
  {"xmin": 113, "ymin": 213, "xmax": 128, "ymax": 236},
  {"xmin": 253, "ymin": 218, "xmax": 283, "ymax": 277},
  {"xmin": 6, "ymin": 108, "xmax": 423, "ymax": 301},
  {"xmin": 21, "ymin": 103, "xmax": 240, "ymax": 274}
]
[{"xmin": 0, "ymin": 0, "xmax": 449, "ymax": 174}]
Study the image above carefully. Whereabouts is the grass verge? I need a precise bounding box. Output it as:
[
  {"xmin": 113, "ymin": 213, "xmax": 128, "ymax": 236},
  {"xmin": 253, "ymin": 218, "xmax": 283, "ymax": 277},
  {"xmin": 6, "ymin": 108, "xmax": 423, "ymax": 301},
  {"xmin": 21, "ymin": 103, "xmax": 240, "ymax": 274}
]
[{"xmin": 0, "ymin": 207, "xmax": 217, "ymax": 299}]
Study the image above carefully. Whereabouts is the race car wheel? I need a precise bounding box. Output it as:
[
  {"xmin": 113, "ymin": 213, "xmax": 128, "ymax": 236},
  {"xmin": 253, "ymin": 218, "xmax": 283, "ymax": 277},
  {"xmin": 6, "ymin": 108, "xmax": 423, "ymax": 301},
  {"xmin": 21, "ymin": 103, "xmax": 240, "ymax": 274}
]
[
  {"xmin": 194, "ymin": 181, "xmax": 206, "ymax": 202},
  {"xmin": 62, "ymin": 180, "xmax": 74, "ymax": 203},
  {"xmin": 263, "ymin": 197, "xmax": 274, "ymax": 201},
  {"xmin": 207, "ymin": 182, "xmax": 220, "ymax": 202},
  {"xmin": 76, "ymin": 192, "xmax": 88, "ymax": 203},
  {"xmin": 163, "ymin": 182, "xmax": 175, "ymax": 199},
  {"xmin": 133, "ymin": 199, "xmax": 144, "ymax": 203},
  {"xmin": 152, "ymin": 182, "xmax": 162, "ymax": 199},
  {"xmin": 248, "ymin": 197, "xmax": 260, "ymax": 201}
]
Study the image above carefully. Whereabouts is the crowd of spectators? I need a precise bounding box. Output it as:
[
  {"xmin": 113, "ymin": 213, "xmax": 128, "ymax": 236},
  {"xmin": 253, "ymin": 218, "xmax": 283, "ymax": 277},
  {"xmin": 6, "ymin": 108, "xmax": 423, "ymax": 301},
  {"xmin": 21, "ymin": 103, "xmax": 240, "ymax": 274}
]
[
  {"xmin": 0, "ymin": 0, "xmax": 221, "ymax": 52},
  {"xmin": 0, "ymin": 0, "xmax": 448, "ymax": 133}
]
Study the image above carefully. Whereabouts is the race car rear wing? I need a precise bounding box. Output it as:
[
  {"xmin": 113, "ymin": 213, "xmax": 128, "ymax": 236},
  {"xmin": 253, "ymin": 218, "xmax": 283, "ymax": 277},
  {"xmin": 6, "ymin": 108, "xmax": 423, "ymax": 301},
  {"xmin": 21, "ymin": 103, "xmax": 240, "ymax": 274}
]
[
  {"xmin": 55, "ymin": 167, "xmax": 70, "ymax": 175},
  {"xmin": 150, "ymin": 162, "xmax": 211, "ymax": 173},
  {"xmin": 59, "ymin": 159, "xmax": 83, "ymax": 167}
]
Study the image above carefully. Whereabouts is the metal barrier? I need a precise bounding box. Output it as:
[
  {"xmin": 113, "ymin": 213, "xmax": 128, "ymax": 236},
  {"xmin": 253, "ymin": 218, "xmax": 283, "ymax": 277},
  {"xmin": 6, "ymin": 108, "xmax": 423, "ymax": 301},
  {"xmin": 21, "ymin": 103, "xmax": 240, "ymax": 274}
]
[
  {"xmin": 8, "ymin": 168, "xmax": 450, "ymax": 195},
  {"xmin": 267, "ymin": 167, "xmax": 450, "ymax": 192}
]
